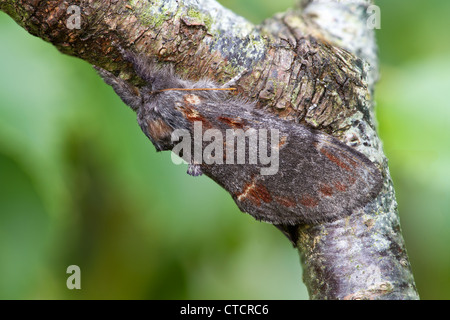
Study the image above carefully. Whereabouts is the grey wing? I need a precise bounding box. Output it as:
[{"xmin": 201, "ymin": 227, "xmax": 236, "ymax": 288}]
[
  {"xmin": 204, "ymin": 123, "xmax": 382, "ymax": 225},
  {"xmin": 243, "ymin": 129, "xmax": 383, "ymax": 224}
]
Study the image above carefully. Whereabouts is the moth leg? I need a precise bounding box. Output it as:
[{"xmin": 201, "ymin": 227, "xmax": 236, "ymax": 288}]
[
  {"xmin": 94, "ymin": 66, "xmax": 142, "ymax": 111},
  {"xmin": 187, "ymin": 162, "xmax": 203, "ymax": 177}
]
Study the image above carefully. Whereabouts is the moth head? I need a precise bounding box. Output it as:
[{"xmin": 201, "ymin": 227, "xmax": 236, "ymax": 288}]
[
  {"xmin": 138, "ymin": 90, "xmax": 190, "ymax": 152},
  {"xmin": 138, "ymin": 109, "xmax": 173, "ymax": 152}
]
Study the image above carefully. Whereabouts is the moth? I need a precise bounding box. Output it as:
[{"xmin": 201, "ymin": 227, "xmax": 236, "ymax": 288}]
[{"xmin": 94, "ymin": 47, "xmax": 382, "ymax": 244}]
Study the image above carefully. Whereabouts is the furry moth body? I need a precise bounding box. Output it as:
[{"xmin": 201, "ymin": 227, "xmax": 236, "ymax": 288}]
[{"xmin": 95, "ymin": 48, "xmax": 382, "ymax": 228}]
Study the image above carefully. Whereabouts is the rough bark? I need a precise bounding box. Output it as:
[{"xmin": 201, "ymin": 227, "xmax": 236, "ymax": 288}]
[{"xmin": 0, "ymin": 0, "xmax": 419, "ymax": 299}]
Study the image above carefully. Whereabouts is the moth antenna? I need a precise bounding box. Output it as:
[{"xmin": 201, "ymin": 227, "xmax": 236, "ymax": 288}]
[{"xmin": 152, "ymin": 88, "xmax": 237, "ymax": 94}]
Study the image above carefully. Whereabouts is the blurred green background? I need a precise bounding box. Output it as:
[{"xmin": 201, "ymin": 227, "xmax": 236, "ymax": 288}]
[{"xmin": 0, "ymin": 0, "xmax": 449, "ymax": 299}]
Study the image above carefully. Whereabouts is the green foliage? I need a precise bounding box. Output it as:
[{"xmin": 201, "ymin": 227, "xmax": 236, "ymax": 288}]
[{"xmin": 0, "ymin": 0, "xmax": 449, "ymax": 299}]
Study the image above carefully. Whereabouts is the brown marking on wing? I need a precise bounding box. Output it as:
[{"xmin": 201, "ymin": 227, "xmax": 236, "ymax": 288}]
[
  {"xmin": 177, "ymin": 104, "xmax": 212, "ymax": 129},
  {"xmin": 278, "ymin": 136, "xmax": 288, "ymax": 149},
  {"xmin": 237, "ymin": 181, "xmax": 259, "ymax": 205},
  {"xmin": 299, "ymin": 194, "xmax": 319, "ymax": 208},
  {"xmin": 334, "ymin": 181, "xmax": 347, "ymax": 192},
  {"xmin": 319, "ymin": 184, "xmax": 334, "ymax": 197},
  {"xmin": 183, "ymin": 94, "xmax": 202, "ymax": 105},
  {"xmin": 276, "ymin": 196, "xmax": 296, "ymax": 208},
  {"xmin": 217, "ymin": 116, "xmax": 246, "ymax": 129},
  {"xmin": 237, "ymin": 181, "xmax": 272, "ymax": 206},
  {"xmin": 146, "ymin": 119, "xmax": 173, "ymax": 141},
  {"xmin": 251, "ymin": 183, "xmax": 272, "ymax": 203},
  {"xmin": 320, "ymin": 148, "xmax": 352, "ymax": 172}
]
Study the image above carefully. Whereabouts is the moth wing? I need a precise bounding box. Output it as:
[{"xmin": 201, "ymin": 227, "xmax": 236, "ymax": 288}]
[
  {"xmin": 173, "ymin": 96, "xmax": 382, "ymax": 225},
  {"xmin": 219, "ymin": 125, "xmax": 382, "ymax": 225}
]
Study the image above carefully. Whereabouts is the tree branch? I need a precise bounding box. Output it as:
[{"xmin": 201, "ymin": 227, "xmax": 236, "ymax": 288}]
[{"xmin": 0, "ymin": 0, "xmax": 419, "ymax": 299}]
